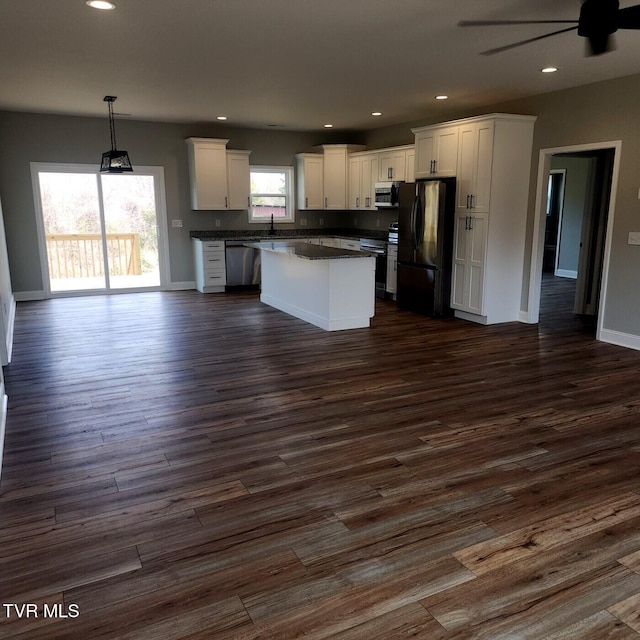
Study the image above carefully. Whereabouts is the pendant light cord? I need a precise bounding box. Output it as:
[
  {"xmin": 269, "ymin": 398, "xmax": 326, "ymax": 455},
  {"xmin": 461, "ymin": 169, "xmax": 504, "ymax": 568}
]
[{"xmin": 108, "ymin": 99, "xmax": 117, "ymax": 151}]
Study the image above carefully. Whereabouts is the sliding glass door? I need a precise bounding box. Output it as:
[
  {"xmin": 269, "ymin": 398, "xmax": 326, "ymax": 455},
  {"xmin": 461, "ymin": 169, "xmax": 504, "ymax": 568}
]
[{"xmin": 32, "ymin": 164, "xmax": 168, "ymax": 295}]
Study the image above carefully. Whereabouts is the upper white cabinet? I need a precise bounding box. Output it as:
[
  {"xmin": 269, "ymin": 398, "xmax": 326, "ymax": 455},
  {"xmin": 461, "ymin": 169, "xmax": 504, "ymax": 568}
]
[
  {"xmin": 296, "ymin": 145, "xmax": 364, "ymax": 210},
  {"xmin": 448, "ymin": 114, "xmax": 537, "ymax": 324},
  {"xmin": 455, "ymin": 119, "xmax": 494, "ymax": 214},
  {"xmin": 226, "ymin": 150, "xmax": 251, "ymax": 210},
  {"xmin": 378, "ymin": 146, "xmax": 411, "ymax": 182},
  {"xmin": 412, "ymin": 124, "xmax": 459, "ymax": 179},
  {"xmin": 185, "ymin": 138, "xmax": 251, "ymax": 211},
  {"xmin": 348, "ymin": 152, "xmax": 379, "ymax": 210},
  {"xmin": 296, "ymin": 153, "xmax": 324, "ymax": 210}
]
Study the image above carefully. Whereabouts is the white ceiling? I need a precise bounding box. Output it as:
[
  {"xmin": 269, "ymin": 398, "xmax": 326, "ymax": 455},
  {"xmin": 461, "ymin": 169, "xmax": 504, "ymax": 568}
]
[{"xmin": 2, "ymin": 0, "xmax": 640, "ymax": 131}]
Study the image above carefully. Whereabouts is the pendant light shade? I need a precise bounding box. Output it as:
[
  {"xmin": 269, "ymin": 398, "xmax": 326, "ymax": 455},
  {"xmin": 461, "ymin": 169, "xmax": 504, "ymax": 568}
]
[{"xmin": 100, "ymin": 96, "xmax": 133, "ymax": 173}]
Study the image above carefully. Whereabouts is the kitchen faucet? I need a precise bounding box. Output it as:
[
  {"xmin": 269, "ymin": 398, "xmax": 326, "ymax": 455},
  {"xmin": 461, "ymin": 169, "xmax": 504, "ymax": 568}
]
[{"xmin": 269, "ymin": 213, "xmax": 275, "ymax": 235}]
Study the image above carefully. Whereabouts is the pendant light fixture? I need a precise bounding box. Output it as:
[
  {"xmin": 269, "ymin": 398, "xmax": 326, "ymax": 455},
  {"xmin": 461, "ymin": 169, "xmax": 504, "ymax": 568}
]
[{"xmin": 100, "ymin": 96, "xmax": 133, "ymax": 173}]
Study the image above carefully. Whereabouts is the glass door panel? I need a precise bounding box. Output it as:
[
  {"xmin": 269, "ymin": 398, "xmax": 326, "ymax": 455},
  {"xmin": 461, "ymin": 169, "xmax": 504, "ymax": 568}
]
[
  {"xmin": 38, "ymin": 172, "xmax": 106, "ymax": 292},
  {"xmin": 100, "ymin": 174, "xmax": 161, "ymax": 289}
]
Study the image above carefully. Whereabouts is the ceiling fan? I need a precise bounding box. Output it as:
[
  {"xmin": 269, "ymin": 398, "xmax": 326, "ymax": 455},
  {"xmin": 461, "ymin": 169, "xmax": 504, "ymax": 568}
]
[{"xmin": 459, "ymin": 0, "xmax": 640, "ymax": 56}]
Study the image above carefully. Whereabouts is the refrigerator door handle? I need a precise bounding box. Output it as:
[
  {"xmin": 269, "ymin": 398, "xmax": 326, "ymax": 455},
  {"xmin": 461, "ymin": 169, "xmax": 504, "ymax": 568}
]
[{"xmin": 410, "ymin": 195, "xmax": 419, "ymax": 250}]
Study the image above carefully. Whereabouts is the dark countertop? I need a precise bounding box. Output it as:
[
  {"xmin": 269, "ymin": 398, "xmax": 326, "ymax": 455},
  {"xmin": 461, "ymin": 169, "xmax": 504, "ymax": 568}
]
[
  {"xmin": 190, "ymin": 228, "xmax": 388, "ymax": 242},
  {"xmin": 244, "ymin": 240, "xmax": 374, "ymax": 260}
]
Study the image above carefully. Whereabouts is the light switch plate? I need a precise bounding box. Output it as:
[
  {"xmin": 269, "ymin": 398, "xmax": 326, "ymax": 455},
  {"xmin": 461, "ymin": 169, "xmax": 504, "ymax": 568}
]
[
  {"xmin": 628, "ymin": 232, "xmax": 640, "ymax": 245},
  {"xmin": 171, "ymin": 219, "xmax": 182, "ymax": 228}
]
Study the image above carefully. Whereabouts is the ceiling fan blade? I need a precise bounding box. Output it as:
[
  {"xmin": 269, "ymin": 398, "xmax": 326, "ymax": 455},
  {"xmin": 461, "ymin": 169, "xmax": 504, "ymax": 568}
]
[
  {"xmin": 459, "ymin": 19, "xmax": 578, "ymax": 27},
  {"xmin": 479, "ymin": 26, "xmax": 579, "ymax": 56},
  {"xmin": 617, "ymin": 5, "xmax": 640, "ymax": 29}
]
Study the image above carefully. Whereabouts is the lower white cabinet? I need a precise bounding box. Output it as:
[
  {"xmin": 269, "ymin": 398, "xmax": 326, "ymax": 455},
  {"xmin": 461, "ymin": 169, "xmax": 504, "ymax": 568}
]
[
  {"xmin": 340, "ymin": 239, "xmax": 361, "ymax": 251},
  {"xmin": 193, "ymin": 239, "xmax": 226, "ymax": 293},
  {"xmin": 386, "ymin": 243, "xmax": 398, "ymax": 297},
  {"xmin": 451, "ymin": 213, "xmax": 487, "ymax": 316}
]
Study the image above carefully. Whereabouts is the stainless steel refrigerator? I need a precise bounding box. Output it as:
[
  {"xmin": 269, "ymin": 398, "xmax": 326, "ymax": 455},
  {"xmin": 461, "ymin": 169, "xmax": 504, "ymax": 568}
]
[{"xmin": 397, "ymin": 178, "xmax": 456, "ymax": 317}]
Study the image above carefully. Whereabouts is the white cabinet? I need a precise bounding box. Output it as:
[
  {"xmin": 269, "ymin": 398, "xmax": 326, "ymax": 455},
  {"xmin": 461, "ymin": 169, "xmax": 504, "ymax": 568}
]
[
  {"xmin": 405, "ymin": 147, "xmax": 415, "ymax": 183},
  {"xmin": 319, "ymin": 237, "xmax": 341, "ymax": 248},
  {"xmin": 186, "ymin": 138, "xmax": 229, "ymax": 210},
  {"xmin": 412, "ymin": 125, "xmax": 459, "ymax": 179},
  {"xmin": 455, "ymin": 120, "xmax": 494, "ymax": 214},
  {"xmin": 322, "ymin": 145, "xmax": 350, "ymax": 210},
  {"xmin": 296, "ymin": 154, "xmax": 324, "ymax": 210},
  {"xmin": 378, "ymin": 146, "xmax": 410, "ymax": 182},
  {"xmin": 226, "ymin": 150, "xmax": 251, "ymax": 210},
  {"xmin": 348, "ymin": 152, "xmax": 379, "ymax": 210},
  {"xmin": 186, "ymin": 138, "xmax": 251, "ymax": 211},
  {"xmin": 386, "ymin": 243, "xmax": 398, "ymax": 298},
  {"xmin": 340, "ymin": 238, "xmax": 361, "ymax": 251},
  {"xmin": 193, "ymin": 239, "xmax": 226, "ymax": 293},
  {"xmin": 451, "ymin": 213, "xmax": 487, "ymax": 315},
  {"xmin": 448, "ymin": 114, "xmax": 536, "ymax": 324}
]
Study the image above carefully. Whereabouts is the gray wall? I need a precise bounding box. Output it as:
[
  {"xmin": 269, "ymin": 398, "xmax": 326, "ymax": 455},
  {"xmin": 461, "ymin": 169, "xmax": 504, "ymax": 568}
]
[
  {"xmin": 550, "ymin": 157, "xmax": 592, "ymax": 275},
  {"xmin": 0, "ymin": 112, "xmax": 367, "ymax": 291}
]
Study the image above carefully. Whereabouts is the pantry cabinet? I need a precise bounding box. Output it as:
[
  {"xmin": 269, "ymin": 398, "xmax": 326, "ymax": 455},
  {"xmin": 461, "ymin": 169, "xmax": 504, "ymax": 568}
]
[
  {"xmin": 185, "ymin": 138, "xmax": 251, "ymax": 211},
  {"xmin": 448, "ymin": 114, "xmax": 536, "ymax": 324},
  {"xmin": 412, "ymin": 125, "xmax": 459, "ymax": 179}
]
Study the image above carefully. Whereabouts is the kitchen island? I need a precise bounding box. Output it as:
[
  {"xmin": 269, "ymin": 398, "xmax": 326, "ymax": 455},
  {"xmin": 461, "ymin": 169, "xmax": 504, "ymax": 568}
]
[{"xmin": 248, "ymin": 241, "xmax": 376, "ymax": 331}]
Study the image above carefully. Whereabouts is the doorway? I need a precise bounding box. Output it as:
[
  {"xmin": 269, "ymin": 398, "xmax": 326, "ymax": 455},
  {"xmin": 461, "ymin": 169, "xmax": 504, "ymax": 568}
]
[
  {"xmin": 31, "ymin": 163, "xmax": 170, "ymax": 296},
  {"xmin": 527, "ymin": 141, "xmax": 621, "ymax": 341}
]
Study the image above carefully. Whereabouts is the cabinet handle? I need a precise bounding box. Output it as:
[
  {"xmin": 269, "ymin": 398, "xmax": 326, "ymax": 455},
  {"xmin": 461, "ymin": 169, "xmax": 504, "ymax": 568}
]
[
  {"xmin": 247, "ymin": 197, "xmax": 250, "ymax": 207},
  {"xmin": 324, "ymin": 197, "xmax": 328, "ymax": 208},
  {"xmin": 470, "ymin": 194, "xmax": 474, "ymax": 209},
  {"xmin": 469, "ymin": 216, "xmax": 474, "ymax": 231},
  {"xmin": 466, "ymin": 195, "xmax": 470, "ymax": 210},
  {"xmin": 433, "ymin": 160, "xmax": 437, "ymax": 173},
  {"xmin": 224, "ymin": 196, "xmax": 228, "ymax": 208},
  {"xmin": 388, "ymin": 167, "xmax": 393, "ymax": 179},
  {"xmin": 465, "ymin": 215, "xmax": 469, "ymax": 230},
  {"xmin": 356, "ymin": 197, "xmax": 359, "ymax": 208},
  {"xmin": 305, "ymin": 197, "xmax": 308, "ymax": 208},
  {"xmin": 365, "ymin": 197, "xmax": 370, "ymax": 208}
]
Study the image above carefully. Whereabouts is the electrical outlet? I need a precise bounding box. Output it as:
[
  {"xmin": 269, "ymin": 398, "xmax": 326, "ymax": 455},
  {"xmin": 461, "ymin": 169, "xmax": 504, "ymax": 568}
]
[
  {"xmin": 215, "ymin": 219, "xmax": 221, "ymax": 227},
  {"xmin": 171, "ymin": 219, "xmax": 183, "ymax": 228},
  {"xmin": 628, "ymin": 232, "xmax": 640, "ymax": 245},
  {"xmin": 319, "ymin": 218, "xmax": 324, "ymax": 226}
]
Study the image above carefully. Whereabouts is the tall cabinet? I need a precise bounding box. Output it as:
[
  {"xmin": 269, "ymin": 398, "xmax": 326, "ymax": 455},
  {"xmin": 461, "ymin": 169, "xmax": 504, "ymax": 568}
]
[{"xmin": 447, "ymin": 114, "xmax": 537, "ymax": 324}]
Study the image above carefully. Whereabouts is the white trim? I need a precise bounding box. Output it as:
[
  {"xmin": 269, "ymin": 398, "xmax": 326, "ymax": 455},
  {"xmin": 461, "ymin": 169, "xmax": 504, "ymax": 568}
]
[
  {"xmin": 525, "ymin": 140, "xmax": 622, "ymax": 346},
  {"xmin": 0, "ymin": 385, "xmax": 7, "ymax": 482},
  {"xmin": 14, "ymin": 290, "xmax": 46, "ymax": 301},
  {"xmin": 169, "ymin": 281, "xmax": 196, "ymax": 291},
  {"xmin": 599, "ymin": 328, "xmax": 640, "ymax": 351},
  {"xmin": 29, "ymin": 163, "xmax": 171, "ymax": 297},
  {"xmin": 554, "ymin": 269, "xmax": 578, "ymax": 279},
  {"xmin": 248, "ymin": 166, "xmax": 295, "ymax": 224},
  {"xmin": 2, "ymin": 294, "xmax": 16, "ymax": 364}
]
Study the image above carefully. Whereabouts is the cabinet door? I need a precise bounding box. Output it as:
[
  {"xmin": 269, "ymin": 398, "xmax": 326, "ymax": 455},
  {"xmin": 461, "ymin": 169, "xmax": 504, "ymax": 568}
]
[
  {"xmin": 456, "ymin": 124, "xmax": 477, "ymax": 213},
  {"xmin": 379, "ymin": 150, "xmax": 406, "ymax": 181},
  {"xmin": 323, "ymin": 147, "xmax": 348, "ymax": 209},
  {"xmin": 434, "ymin": 126, "xmax": 459, "ymax": 176},
  {"xmin": 450, "ymin": 212, "xmax": 487, "ymax": 314},
  {"xmin": 297, "ymin": 155, "xmax": 324, "ymax": 209},
  {"xmin": 386, "ymin": 245, "xmax": 398, "ymax": 294},
  {"xmin": 187, "ymin": 140, "xmax": 229, "ymax": 210},
  {"xmin": 405, "ymin": 148, "xmax": 415, "ymax": 183},
  {"xmin": 362, "ymin": 155, "xmax": 378, "ymax": 209},
  {"xmin": 455, "ymin": 120, "xmax": 494, "ymax": 213},
  {"xmin": 471, "ymin": 121, "xmax": 494, "ymax": 213},
  {"xmin": 348, "ymin": 156, "xmax": 361, "ymax": 209},
  {"xmin": 226, "ymin": 151, "xmax": 251, "ymax": 210},
  {"xmin": 414, "ymin": 131, "xmax": 436, "ymax": 179}
]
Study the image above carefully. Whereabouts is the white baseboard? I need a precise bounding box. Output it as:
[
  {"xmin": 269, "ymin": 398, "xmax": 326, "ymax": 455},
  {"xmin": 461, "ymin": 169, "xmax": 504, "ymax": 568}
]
[
  {"xmin": 599, "ymin": 328, "xmax": 640, "ymax": 351},
  {"xmin": 169, "ymin": 281, "xmax": 196, "ymax": 291},
  {"xmin": 14, "ymin": 290, "xmax": 46, "ymax": 302},
  {"xmin": 554, "ymin": 269, "xmax": 578, "ymax": 279}
]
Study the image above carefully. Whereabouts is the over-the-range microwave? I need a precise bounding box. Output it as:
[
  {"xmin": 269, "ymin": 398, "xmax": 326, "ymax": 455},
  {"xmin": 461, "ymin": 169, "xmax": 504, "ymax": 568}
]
[{"xmin": 374, "ymin": 181, "xmax": 402, "ymax": 208}]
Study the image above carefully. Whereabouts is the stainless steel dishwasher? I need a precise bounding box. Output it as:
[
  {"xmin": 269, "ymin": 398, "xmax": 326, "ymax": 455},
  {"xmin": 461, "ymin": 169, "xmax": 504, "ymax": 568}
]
[{"xmin": 225, "ymin": 241, "xmax": 261, "ymax": 287}]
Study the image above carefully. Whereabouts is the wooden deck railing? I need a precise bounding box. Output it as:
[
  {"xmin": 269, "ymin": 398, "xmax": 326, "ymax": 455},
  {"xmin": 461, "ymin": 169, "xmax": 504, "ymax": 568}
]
[{"xmin": 46, "ymin": 233, "xmax": 142, "ymax": 279}]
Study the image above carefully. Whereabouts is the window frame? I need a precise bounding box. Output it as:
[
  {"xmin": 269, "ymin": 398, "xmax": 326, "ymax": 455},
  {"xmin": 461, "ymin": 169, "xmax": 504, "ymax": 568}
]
[{"xmin": 248, "ymin": 165, "xmax": 295, "ymax": 224}]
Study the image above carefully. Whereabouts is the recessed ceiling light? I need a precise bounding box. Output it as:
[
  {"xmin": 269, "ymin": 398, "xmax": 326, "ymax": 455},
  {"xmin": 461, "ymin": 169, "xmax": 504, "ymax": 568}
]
[
  {"xmin": 324, "ymin": 124, "xmax": 333, "ymax": 128},
  {"xmin": 371, "ymin": 112, "xmax": 383, "ymax": 117},
  {"xmin": 86, "ymin": 1, "xmax": 116, "ymax": 9},
  {"xmin": 541, "ymin": 67, "xmax": 558, "ymax": 73},
  {"xmin": 216, "ymin": 115, "xmax": 228, "ymax": 121},
  {"xmin": 435, "ymin": 95, "xmax": 449, "ymax": 100}
]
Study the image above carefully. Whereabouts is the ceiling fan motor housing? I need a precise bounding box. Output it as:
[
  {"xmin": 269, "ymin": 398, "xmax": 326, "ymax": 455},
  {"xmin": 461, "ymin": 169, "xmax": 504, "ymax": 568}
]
[{"xmin": 578, "ymin": 0, "xmax": 619, "ymax": 38}]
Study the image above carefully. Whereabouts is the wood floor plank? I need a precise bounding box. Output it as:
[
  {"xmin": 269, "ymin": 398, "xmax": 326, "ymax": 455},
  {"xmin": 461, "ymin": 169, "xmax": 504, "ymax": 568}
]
[{"xmin": 2, "ymin": 283, "xmax": 640, "ymax": 638}]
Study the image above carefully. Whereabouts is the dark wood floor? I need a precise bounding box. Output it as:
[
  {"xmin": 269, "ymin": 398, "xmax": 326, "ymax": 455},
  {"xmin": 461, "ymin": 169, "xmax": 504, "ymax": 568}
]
[{"xmin": 2, "ymin": 280, "xmax": 640, "ymax": 639}]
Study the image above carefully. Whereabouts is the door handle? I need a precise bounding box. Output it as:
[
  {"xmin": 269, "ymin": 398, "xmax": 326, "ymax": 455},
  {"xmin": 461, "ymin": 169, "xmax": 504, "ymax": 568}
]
[
  {"xmin": 465, "ymin": 215, "xmax": 469, "ymax": 230},
  {"xmin": 470, "ymin": 194, "xmax": 474, "ymax": 209},
  {"xmin": 469, "ymin": 216, "xmax": 474, "ymax": 231}
]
